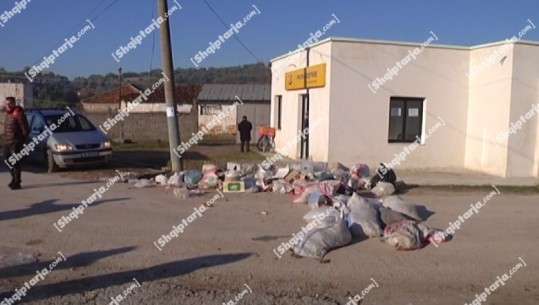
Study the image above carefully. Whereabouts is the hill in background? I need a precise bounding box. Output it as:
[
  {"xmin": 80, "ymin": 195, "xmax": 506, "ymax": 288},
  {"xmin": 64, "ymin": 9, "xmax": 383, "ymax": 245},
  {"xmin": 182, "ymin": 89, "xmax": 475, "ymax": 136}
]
[{"xmin": 0, "ymin": 63, "xmax": 271, "ymax": 108}]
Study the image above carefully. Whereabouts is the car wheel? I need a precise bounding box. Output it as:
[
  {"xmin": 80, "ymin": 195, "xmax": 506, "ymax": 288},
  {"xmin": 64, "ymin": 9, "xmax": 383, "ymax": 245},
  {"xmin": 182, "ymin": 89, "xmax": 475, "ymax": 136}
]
[
  {"xmin": 101, "ymin": 160, "xmax": 111, "ymax": 169},
  {"xmin": 46, "ymin": 148, "xmax": 59, "ymax": 173}
]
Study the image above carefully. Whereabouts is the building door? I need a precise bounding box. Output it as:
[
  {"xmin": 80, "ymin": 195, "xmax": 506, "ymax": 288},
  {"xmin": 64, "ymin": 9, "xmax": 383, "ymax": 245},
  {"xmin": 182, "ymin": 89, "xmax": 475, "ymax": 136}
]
[{"xmin": 300, "ymin": 94, "xmax": 309, "ymax": 159}]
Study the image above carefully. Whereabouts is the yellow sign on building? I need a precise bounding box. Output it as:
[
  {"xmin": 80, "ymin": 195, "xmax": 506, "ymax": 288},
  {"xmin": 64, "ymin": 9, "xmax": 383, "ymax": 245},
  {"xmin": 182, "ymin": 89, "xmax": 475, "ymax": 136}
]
[{"xmin": 285, "ymin": 63, "xmax": 326, "ymax": 90}]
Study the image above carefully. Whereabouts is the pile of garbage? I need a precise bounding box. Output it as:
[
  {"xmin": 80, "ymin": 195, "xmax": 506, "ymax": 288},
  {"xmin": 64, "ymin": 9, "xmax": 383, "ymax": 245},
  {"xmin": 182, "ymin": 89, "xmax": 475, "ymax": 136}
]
[
  {"xmin": 266, "ymin": 162, "xmax": 447, "ymax": 261},
  {"xmin": 126, "ymin": 161, "xmax": 398, "ymax": 195},
  {"xmin": 127, "ymin": 161, "xmax": 448, "ymax": 260},
  {"xmin": 295, "ymin": 192, "xmax": 446, "ymax": 261}
]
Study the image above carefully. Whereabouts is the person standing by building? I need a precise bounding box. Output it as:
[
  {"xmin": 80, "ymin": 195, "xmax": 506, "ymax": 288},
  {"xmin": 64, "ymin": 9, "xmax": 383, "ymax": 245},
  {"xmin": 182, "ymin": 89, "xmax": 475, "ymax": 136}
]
[
  {"xmin": 3, "ymin": 97, "xmax": 29, "ymax": 190},
  {"xmin": 237, "ymin": 115, "xmax": 252, "ymax": 152}
]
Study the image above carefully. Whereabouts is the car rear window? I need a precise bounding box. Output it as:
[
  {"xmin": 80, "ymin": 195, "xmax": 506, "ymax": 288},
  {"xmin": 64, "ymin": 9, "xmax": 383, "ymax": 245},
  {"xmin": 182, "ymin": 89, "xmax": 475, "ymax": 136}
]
[{"xmin": 45, "ymin": 114, "xmax": 96, "ymax": 132}]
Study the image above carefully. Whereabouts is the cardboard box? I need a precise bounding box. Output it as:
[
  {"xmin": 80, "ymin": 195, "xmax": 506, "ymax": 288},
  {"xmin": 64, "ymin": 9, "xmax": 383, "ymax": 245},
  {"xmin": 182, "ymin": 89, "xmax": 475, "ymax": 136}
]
[
  {"xmin": 226, "ymin": 162, "xmax": 241, "ymax": 171},
  {"xmin": 223, "ymin": 181, "xmax": 245, "ymax": 192},
  {"xmin": 284, "ymin": 170, "xmax": 300, "ymax": 183}
]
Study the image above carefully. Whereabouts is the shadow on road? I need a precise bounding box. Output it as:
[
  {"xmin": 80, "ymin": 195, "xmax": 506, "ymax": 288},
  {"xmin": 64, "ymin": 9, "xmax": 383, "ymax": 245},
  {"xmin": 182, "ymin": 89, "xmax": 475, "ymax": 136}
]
[
  {"xmin": 0, "ymin": 198, "xmax": 129, "ymax": 222},
  {"xmin": 21, "ymin": 180, "xmax": 99, "ymax": 189},
  {"xmin": 0, "ymin": 253, "xmax": 252, "ymax": 302},
  {"xmin": 111, "ymin": 150, "xmax": 211, "ymax": 168},
  {"xmin": 0, "ymin": 246, "xmax": 137, "ymax": 278}
]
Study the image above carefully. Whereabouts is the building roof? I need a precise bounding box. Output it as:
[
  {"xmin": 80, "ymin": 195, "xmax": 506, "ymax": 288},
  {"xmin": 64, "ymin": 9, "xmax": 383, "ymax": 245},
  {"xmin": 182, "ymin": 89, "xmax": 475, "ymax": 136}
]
[
  {"xmin": 197, "ymin": 84, "xmax": 270, "ymax": 102},
  {"xmin": 81, "ymin": 84, "xmax": 202, "ymax": 104},
  {"xmin": 270, "ymin": 36, "xmax": 539, "ymax": 62},
  {"xmin": 81, "ymin": 84, "xmax": 140, "ymax": 104}
]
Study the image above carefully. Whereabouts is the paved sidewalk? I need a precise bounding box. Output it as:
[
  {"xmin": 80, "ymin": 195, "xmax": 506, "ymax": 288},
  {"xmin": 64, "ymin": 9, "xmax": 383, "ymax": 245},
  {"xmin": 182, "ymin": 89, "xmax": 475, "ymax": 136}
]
[
  {"xmin": 257, "ymin": 152, "xmax": 539, "ymax": 186},
  {"xmin": 397, "ymin": 168, "xmax": 539, "ymax": 186}
]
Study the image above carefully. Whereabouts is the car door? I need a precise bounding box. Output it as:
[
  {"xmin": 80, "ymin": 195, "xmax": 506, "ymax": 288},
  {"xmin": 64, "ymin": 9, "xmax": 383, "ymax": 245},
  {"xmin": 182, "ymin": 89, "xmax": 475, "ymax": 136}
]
[
  {"xmin": 27, "ymin": 113, "xmax": 47, "ymax": 161},
  {"xmin": 25, "ymin": 113, "xmax": 36, "ymax": 161}
]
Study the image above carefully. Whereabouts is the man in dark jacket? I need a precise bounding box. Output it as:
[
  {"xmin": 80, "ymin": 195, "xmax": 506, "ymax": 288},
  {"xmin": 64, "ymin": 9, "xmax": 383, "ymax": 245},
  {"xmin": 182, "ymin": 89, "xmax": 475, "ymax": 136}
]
[
  {"xmin": 237, "ymin": 115, "xmax": 252, "ymax": 152},
  {"xmin": 3, "ymin": 97, "xmax": 29, "ymax": 190}
]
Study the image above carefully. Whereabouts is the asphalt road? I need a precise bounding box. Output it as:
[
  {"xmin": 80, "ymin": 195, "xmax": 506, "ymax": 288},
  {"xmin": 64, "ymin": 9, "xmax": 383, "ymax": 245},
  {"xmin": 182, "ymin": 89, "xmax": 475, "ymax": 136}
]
[{"xmin": 1, "ymin": 167, "xmax": 538, "ymax": 304}]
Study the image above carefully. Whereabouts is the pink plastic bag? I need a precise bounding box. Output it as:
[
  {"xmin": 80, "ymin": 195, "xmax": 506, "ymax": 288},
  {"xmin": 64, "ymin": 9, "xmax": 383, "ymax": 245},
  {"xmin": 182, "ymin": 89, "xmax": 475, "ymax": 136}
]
[
  {"xmin": 350, "ymin": 163, "xmax": 370, "ymax": 180},
  {"xmin": 291, "ymin": 182, "xmax": 319, "ymax": 204},
  {"xmin": 318, "ymin": 180, "xmax": 342, "ymax": 197}
]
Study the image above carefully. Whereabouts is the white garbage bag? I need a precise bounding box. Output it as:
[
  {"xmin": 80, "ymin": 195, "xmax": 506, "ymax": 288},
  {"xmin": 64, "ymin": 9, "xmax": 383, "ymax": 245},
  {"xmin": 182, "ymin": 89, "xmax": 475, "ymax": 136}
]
[
  {"xmin": 155, "ymin": 174, "xmax": 167, "ymax": 186},
  {"xmin": 346, "ymin": 193, "xmax": 383, "ymax": 238},
  {"xmin": 383, "ymin": 195, "xmax": 434, "ymax": 221},
  {"xmin": 303, "ymin": 206, "xmax": 340, "ymax": 223},
  {"xmin": 167, "ymin": 172, "xmax": 182, "ymax": 186},
  {"xmin": 371, "ymin": 181, "xmax": 396, "ymax": 197},
  {"xmin": 293, "ymin": 213, "xmax": 352, "ymax": 260}
]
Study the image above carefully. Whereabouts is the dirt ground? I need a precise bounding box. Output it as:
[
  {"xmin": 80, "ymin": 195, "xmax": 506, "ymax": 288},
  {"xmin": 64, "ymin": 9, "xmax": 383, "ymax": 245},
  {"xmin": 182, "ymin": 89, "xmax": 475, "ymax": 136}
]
[
  {"xmin": 1, "ymin": 147, "xmax": 539, "ymax": 304},
  {"xmin": 30, "ymin": 143, "xmax": 265, "ymax": 181}
]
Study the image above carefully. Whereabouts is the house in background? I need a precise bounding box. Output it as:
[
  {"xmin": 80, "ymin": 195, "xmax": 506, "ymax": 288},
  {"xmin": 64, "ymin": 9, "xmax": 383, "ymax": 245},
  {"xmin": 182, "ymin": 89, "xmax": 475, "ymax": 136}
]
[
  {"xmin": 81, "ymin": 84, "xmax": 201, "ymax": 142},
  {"xmin": 81, "ymin": 84, "xmax": 198, "ymax": 114},
  {"xmin": 81, "ymin": 84, "xmax": 136, "ymax": 113},
  {"xmin": 271, "ymin": 37, "xmax": 539, "ymax": 179},
  {"xmin": 196, "ymin": 84, "xmax": 270, "ymax": 143},
  {"xmin": 0, "ymin": 82, "xmax": 32, "ymax": 108}
]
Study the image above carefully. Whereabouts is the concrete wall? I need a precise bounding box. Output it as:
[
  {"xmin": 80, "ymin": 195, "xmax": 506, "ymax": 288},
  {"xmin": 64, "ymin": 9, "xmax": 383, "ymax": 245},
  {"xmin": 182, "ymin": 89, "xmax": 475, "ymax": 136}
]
[
  {"xmin": 465, "ymin": 43, "xmax": 514, "ymax": 176},
  {"xmin": 83, "ymin": 102, "xmax": 192, "ymax": 114},
  {"xmin": 0, "ymin": 83, "xmax": 32, "ymax": 108},
  {"xmin": 506, "ymin": 43, "xmax": 539, "ymax": 177},
  {"xmin": 83, "ymin": 111, "xmax": 197, "ymax": 143},
  {"xmin": 197, "ymin": 102, "xmax": 270, "ymax": 144},
  {"xmin": 82, "ymin": 103, "xmax": 119, "ymax": 113},
  {"xmin": 121, "ymin": 101, "xmax": 192, "ymax": 114},
  {"xmin": 463, "ymin": 41, "xmax": 539, "ymax": 179},
  {"xmin": 328, "ymin": 40, "xmax": 469, "ymax": 169},
  {"xmin": 198, "ymin": 104, "xmax": 238, "ymax": 135}
]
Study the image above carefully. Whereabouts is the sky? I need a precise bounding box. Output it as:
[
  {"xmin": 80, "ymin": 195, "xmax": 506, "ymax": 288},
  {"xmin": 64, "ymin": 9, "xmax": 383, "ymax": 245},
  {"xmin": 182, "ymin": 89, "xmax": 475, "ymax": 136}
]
[{"xmin": 0, "ymin": 0, "xmax": 538, "ymax": 79}]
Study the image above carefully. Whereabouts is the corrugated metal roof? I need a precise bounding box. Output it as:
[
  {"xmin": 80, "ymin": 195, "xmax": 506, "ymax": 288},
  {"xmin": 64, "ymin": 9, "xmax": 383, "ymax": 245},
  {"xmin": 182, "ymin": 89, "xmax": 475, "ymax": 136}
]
[{"xmin": 197, "ymin": 84, "xmax": 270, "ymax": 102}]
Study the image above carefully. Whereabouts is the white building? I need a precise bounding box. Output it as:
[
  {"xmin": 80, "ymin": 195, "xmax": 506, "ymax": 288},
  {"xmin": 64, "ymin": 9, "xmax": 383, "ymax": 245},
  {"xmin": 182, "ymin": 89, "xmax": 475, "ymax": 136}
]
[
  {"xmin": 270, "ymin": 37, "xmax": 539, "ymax": 178},
  {"xmin": 0, "ymin": 82, "xmax": 33, "ymax": 107}
]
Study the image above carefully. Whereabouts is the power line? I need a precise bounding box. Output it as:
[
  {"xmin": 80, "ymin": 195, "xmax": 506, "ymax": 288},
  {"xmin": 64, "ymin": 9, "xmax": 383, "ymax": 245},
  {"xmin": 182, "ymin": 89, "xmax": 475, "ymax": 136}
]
[{"xmin": 201, "ymin": 0, "xmax": 262, "ymax": 63}]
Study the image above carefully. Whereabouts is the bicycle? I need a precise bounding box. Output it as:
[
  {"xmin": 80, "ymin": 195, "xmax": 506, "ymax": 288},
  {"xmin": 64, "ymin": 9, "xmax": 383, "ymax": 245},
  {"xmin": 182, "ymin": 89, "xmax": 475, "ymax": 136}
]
[{"xmin": 257, "ymin": 126, "xmax": 276, "ymax": 152}]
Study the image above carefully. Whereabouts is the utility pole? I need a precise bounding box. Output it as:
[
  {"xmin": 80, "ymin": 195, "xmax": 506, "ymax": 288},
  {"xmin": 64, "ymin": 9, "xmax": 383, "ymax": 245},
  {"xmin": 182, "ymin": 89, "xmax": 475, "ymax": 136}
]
[
  {"xmin": 118, "ymin": 67, "xmax": 123, "ymax": 141},
  {"xmin": 118, "ymin": 67, "xmax": 122, "ymax": 109},
  {"xmin": 157, "ymin": 0, "xmax": 183, "ymax": 171}
]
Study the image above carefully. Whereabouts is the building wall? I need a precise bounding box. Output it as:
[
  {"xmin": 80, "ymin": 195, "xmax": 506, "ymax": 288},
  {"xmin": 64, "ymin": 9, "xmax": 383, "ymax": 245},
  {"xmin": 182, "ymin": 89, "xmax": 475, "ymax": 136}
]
[
  {"xmin": 271, "ymin": 42, "xmax": 332, "ymax": 161},
  {"xmin": 83, "ymin": 102, "xmax": 192, "ymax": 114},
  {"xmin": 197, "ymin": 102, "xmax": 270, "ymax": 144},
  {"xmin": 198, "ymin": 104, "xmax": 238, "ymax": 135},
  {"xmin": 121, "ymin": 101, "xmax": 192, "ymax": 114},
  {"xmin": 82, "ymin": 103, "xmax": 120, "ymax": 113},
  {"xmin": 465, "ymin": 43, "xmax": 515, "ymax": 176},
  {"xmin": 271, "ymin": 38, "xmax": 539, "ymax": 177},
  {"xmin": 328, "ymin": 40, "xmax": 469, "ymax": 169},
  {"xmin": 0, "ymin": 83, "xmax": 32, "ymax": 108},
  {"xmin": 236, "ymin": 102, "xmax": 270, "ymax": 144},
  {"xmin": 83, "ymin": 111, "xmax": 197, "ymax": 143},
  {"xmin": 506, "ymin": 43, "xmax": 539, "ymax": 177}
]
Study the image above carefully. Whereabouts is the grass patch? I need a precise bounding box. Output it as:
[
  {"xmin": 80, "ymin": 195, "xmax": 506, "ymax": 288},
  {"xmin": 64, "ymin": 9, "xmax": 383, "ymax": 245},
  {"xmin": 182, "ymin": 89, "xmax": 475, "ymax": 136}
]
[
  {"xmin": 198, "ymin": 134, "xmax": 236, "ymax": 145},
  {"xmin": 112, "ymin": 141, "xmax": 170, "ymax": 150},
  {"xmin": 167, "ymin": 150, "xmax": 266, "ymax": 171},
  {"xmin": 209, "ymin": 149, "xmax": 265, "ymax": 162},
  {"xmin": 112, "ymin": 134, "xmax": 236, "ymax": 150}
]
